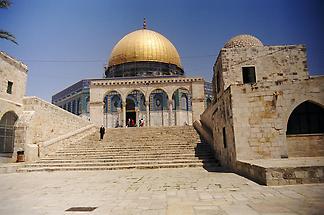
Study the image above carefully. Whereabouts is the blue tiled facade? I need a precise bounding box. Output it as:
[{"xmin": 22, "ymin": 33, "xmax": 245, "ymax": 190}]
[{"xmin": 52, "ymin": 79, "xmax": 91, "ymax": 119}]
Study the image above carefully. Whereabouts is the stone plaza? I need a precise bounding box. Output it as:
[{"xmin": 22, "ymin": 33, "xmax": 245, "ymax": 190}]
[{"xmin": 0, "ymin": 167, "xmax": 324, "ymax": 215}]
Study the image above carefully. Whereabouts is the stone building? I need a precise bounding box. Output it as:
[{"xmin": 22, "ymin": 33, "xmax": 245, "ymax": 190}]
[
  {"xmin": 52, "ymin": 79, "xmax": 91, "ymax": 119},
  {"xmin": 195, "ymin": 34, "xmax": 324, "ymax": 185},
  {"xmin": 52, "ymin": 24, "xmax": 212, "ymax": 128},
  {"xmin": 0, "ymin": 52, "xmax": 28, "ymax": 156},
  {"xmin": 0, "ymin": 52, "xmax": 95, "ymax": 163}
]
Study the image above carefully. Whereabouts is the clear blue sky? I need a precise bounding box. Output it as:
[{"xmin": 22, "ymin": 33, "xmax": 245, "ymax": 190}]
[{"xmin": 1, "ymin": 0, "xmax": 323, "ymax": 101}]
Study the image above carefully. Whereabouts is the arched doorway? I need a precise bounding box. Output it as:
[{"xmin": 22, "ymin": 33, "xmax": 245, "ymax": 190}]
[
  {"xmin": 126, "ymin": 90, "xmax": 146, "ymax": 127},
  {"xmin": 103, "ymin": 91, "xmax": 122, "ymax": 128},
  {"xmin": 0, "ymin": 111, "xmax": 18, "ymax": 153},
  {"xmin": 150, "ymin": 89, "xmax": 168, "ymax": 126},
  {"xmin": 126, "ymin": 98, "xmax": 136, "ymax": 127}
]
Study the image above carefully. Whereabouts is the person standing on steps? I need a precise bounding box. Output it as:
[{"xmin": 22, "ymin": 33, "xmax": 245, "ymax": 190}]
[{"xmin": 100, "ymin": 125, "xmax": 105, "ymax": 141}]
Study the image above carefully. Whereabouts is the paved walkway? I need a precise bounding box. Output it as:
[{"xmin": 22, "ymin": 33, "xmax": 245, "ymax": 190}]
[{"xmin": 0, "ymin": 167, "xmax": 323, "ymax": 215}]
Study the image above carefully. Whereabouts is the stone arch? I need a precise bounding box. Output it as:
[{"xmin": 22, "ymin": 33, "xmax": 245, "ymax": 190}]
[
  {"xmin": 285, "ymin": 99, "xmax": 324, "ymax": 157},
  {"xmin": 103, "ymin": 91, "xmax": 122, "ymax": 113},
  {"xmin": 172, "ymin": 88, "xmax": 191, "ymax": 126},
  {"xmin": 103, "ymin": 91, "xmax": 122, "ymax": 128},
  {"xmin": 284, "ymin": 98, "xmax": 324, "ymax": 133},
  {"xmin": 170, "ymin": 86, "xmax": 190, "ymax": 97},
  {"xmin": 125, "ymin": 90, "xmax": 146, "ymax": 127},
  {"xmin": 150, "ymin": 89, "xmax": 169, "ymax": 111},
  {"xmin": 125, "ymin": 88, "xmax": 146, "ymax": 99},
  {"xmin": 103, "ymin": 89, "xmax": 123, "ymax": 101},
  {"xmin": 172, "ymin": 88, "xmax": 191, "ymax": 111},
  {"xmin": 0, "ymin": 111, "xmax": 18, "ymax": 153},
  {"xmin": 286, "ymin": 100, "xmax": 324, "ymax": 135},
  {"xmin": 126, "ymin": 90, "xmax": 146, "ymax": 111},
  {"xmin": 149, "ymin": 89, "xmax": 169, "ymax": 126}
]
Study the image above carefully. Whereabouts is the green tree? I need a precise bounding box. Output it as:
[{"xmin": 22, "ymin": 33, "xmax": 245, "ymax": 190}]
[{"xmin": 0, "ymin": 0, "xmax": 17, "ymax": 45}]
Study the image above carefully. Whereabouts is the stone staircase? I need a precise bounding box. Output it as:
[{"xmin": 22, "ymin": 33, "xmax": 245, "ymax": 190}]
[{"xmin": 17, "ymin": 126, "xmax": 218, "ymax": 172}]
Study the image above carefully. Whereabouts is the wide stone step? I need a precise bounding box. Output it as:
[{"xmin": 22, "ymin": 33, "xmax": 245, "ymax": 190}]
[
  {"xmin": 61, "ymin": 145, "xmax": 201, "ymax": 150},
  {"xmin": 46, "ymin": 151, "xmax": 212, "ymax": 157},
  {"xmin": 27, "ymin": 126, "xmax": 217, "ymax": 173},
  {"xmin": 59, "ymin": 144, "xmax": 205, "ymax": 150},
  {"xmin": 55, "ymin": 147, "xmax": 211, "ymax": 153},
  {"xmin": 36, "ymin": 156, "xmax": 215, "ymax": 163},
  {"xmin": 24, "ymin": 159, "xmax": 217, "ymax": 168},
  {"xmin": 43, "ymin": 154, "xmax": 214, "ymax": 160},
  {"xmin": 17, "ymin": 162, "xmax": 218, "ymax": 172}
]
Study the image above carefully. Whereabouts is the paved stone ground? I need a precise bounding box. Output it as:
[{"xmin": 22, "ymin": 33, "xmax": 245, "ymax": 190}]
[{"xmin": 0, "ymin": 167, "xmax": 323, "ymax": 215}]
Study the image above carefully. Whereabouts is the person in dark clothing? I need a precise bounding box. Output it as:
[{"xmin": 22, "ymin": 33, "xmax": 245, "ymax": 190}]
[{"xmin": 99, "ymin": 125, "xmax": 105, "ymax": 140}]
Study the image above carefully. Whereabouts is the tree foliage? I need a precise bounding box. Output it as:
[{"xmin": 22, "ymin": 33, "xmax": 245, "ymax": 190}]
[
  {"xmin": 0, "ymin": 0, "xmax": 17, "ymax": 45},
  {"xmin": 0, "ymin": 0, "xmax": 11, "ymax": 8}
]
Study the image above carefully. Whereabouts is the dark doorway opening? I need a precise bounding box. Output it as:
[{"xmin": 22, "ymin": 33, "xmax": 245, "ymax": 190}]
[
  {"xmin": 126, "ymin": 98, "xmax": 136, "ymax": 127},
  {"xmin": 126, "ymin": 111, "xmax": 136, "ymax": 127},
  {"xmin": 0, "ymin": 111, "xmax": 18, "ymax": 153},
  {"xmin": 287, "ymin": 101, "xmax": 324, "ymax": 135}
]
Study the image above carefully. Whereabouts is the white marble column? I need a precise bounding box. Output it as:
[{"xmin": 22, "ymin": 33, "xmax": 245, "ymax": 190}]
[{"xmin": 122, "ymin": 101, "xmax": 126, "ymax": 127}]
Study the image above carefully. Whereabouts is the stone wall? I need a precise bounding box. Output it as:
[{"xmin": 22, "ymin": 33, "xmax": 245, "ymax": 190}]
[
  {"xmin": 200, "ymin": 87, "xmax": 236, "ymax": 168},
  {"xmin": 15, "ymin": 96, "xmax": 93, "ymax": 161},
  {"xmin": 217, "ymin": 45, "xmax": 308, "ymax": 93},
  {"xmin": 231, "ymin": 76, "xmax": 324, "ymax": 161},
  {"xmin": 0, "ymin": 51, "xmax": 27, "ymax": 119},
  {"xmin": 287, "ymin": 134, "xmax": 324, "ymax": 157}
]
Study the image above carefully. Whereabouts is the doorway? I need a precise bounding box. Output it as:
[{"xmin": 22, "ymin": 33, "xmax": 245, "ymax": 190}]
[
  {"xmin": 126, "ymin": 98, "xmax": 136, "ymax": 127},
  {"xmin": 0, "ymin": 111, "xmax": 18, "ymax": 153}
]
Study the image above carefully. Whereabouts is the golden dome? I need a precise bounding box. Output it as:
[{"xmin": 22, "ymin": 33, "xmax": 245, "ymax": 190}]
[{"xmin": 108, "ymin": 29, "xmax": 183, "ymax": 69}]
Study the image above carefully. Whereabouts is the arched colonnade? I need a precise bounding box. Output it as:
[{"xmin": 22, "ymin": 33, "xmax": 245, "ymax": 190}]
[{"xmin": 102, "ymin": 87, "xmax": 192, "ymax": 128}]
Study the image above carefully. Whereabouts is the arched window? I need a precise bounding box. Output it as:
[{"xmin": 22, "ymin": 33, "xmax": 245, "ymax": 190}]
[{"xmin": 287, "ymin": 101, "xmax": 324, "ymax": 135}]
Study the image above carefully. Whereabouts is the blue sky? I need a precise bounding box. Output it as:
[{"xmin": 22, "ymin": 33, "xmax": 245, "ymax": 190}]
[{"xmin": 1, "ymin": 0, "xmax": 323, "ymax": 101}]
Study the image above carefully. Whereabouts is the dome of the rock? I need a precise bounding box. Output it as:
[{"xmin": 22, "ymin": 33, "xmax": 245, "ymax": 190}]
[{"xmin": 106, "ymin": 28, "xmax": 183, "ymax": 78}]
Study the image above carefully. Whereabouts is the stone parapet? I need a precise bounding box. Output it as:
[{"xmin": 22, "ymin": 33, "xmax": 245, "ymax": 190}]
[
  {"xmin": 39, "ymin": 124, "xmax": 97, "ymax": 158},
  {"xmin": 14, "ymin": 96, "xmax": 94, "ymax": 161},
  {"xmin": 236, "ymin": 158, "xmax": 324, "ymax": 185}
]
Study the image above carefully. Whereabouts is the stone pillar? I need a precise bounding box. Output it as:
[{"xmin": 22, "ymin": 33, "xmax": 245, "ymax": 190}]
[
  {"xmin": 117, "ymin": 108, "xmax": 121, "ymax": 127},
  {"xmin": 146, "ymin": 104, "xmax": 150, "ymax": 127},
  {"xmin": 90, "ymin": 102, "xmax": 104, "ymax": 126},
  {"xmin": 191, "ymin": 80, "xmax": 205, "ymax": 122},
  {"xmin": 135, "ymin": 107, "xmax": 139, "ymax": 126},
  {"xmin": 168, "ymin": 99, "xmax": 173, "ymax": 126},
  {"xmin": 122, "ymin": 101, "xmax": 126, "ymax": 127}
]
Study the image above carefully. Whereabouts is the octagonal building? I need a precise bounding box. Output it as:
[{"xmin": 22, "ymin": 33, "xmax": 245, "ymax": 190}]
[{"xmin": 52, "ymin": 21, "xmax": 212, "ymax": 128}]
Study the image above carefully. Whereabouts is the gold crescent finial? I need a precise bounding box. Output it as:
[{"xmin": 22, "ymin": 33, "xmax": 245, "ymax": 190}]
[{"xmin": 143, "ymin": 18, "xmax": 147, "ymax": 29}]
